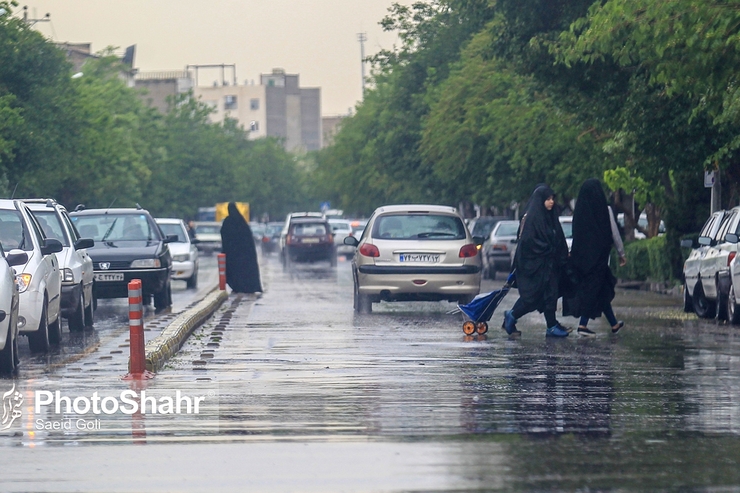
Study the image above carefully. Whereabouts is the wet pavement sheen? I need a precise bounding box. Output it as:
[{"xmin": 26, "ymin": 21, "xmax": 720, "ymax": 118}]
[{"xmin": 4, "ymin": 253, "xmax": 740, "ymax": 491}]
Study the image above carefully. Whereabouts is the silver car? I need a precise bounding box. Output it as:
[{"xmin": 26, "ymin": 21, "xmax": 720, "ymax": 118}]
[
  {"xmin": 344, "ymin": 204, "xmax": 482, "ymax": 313},
  {"xmin": 483, "ymin": 220, "xmax": 519, "ymax": 279},
  {"xmin": 329, "ymin": 219, "xmax": 355, "ymax": 258}
]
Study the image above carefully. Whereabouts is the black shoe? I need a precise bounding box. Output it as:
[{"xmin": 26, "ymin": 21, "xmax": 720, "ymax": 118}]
[
  {"xmin": 611, "ymin": 321, "xmax": 624, "ymax": 334},
  {"xmin": 577, "ymin": 326, "xmax": 596, "ymax": 337}
]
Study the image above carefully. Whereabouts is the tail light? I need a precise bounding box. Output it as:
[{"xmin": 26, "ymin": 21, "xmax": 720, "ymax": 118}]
[
  {"xmin": 326, "ymin": 233, "xmax": 334, "ymax": 243},
  {"xmin": 459, "ymin": 244, "xmax": 478, "ymax": 258},
  {"xmin": 287, "ymin": 235, "xmax": 296, "ymax": 245},
  {"xmin": 729, "ymin": 252, "xmax": 737, "ymax": 266},
  {"xmin": 359, "ymin": 243, "xmax": 380, "ymax": 257},
  {"xmin": 262, "ymin": 236, "xmax": 270, "ymax": 243}
]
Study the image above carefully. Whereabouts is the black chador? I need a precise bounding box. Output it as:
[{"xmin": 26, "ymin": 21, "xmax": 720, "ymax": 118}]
[{"xmin": 220, "ymin": 202, "xmax": 262, "ymax": 293}]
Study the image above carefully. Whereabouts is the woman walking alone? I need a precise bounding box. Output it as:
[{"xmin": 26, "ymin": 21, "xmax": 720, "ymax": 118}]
[
  {"xmin": 220, "ymin": 202, "xmax": 263, "ymax": 294},
  {"xmin": 562, "ymin": 178, "xmax": 626, "ymax": 336},
  {"xmin": 503, "ymin": 185, "xmax": 570, "ymax": 337}
]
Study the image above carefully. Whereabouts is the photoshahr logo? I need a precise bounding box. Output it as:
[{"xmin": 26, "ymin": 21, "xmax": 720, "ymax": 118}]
[{"xmin": 0, "ymin": 384, "xmax": 23, "ymax": 430}]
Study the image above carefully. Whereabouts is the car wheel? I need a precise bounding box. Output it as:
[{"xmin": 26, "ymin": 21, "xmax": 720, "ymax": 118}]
[
  {"xmin": 48, "ymin": 310, "xmax": 62, "ymax": 345},
  {"xmin": 717, "ymin": 278, "xmax": 729, "ymax": 321},
  {"xmin": 0, "ymin": 319, "xmax": 16, "ymax": 374},
  {"xmin": 683, "ymin": 282, "xmax": 694, "ymax": 313},
  {"xmin": 353, "ymin": 274, "xmax": 372, "ymax": 314},
  {"xmin": 330, "ymin": 251, "xmax": 338, "ymax": 267},
  {"xmin": 728, "ymin": 285, "xmax": 740, "ymax": 325},
  {"xmin": 68, "ymin": 287, "xmax": 85, "ymax": 332},
  {"xmin": 154, "ymin": 282, "xmax": 171, "ymax": 310},
  {"xmin": 186, "ymin": 267, "xmax": 198, "ymax": 289},
  {"xmin": 28, "ymin": 302, "xmax": 50, "ymax": 353},
  {"xmin": 693, "ymin": 280, "xmax": 716, "ymax": 319},
  {"xmin": 84, "ymin": 292, "xmax": 94, "ymax": 327}
]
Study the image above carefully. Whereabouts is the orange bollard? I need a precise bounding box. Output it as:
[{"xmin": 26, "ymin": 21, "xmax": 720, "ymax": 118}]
[
  {"xmin": 123, "ymin": 279, "xmax": 154, "ymax": 380},
  {"xmin": 218, "ymin": 253, "xmax": 227, "ymax": 291}
]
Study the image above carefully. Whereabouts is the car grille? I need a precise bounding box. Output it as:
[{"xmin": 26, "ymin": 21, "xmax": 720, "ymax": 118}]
[{"xmin": 94, "ymin": 261, "xmax": 130, "ymax": 270}]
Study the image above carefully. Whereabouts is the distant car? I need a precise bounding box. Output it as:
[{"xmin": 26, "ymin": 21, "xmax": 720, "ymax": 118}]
[
  {"xmin": 193, "ymin": 221, "xmax": 222, "ymax": 255},
  {"xmin": 70, "ymin": 207, "xmax": 174, "ymax": 310},
  {"xmin": 344, "ymin": 204, "xmax": 481, "ymax": 313},
  {"xmin": 617, "ymin": 213, "xmax": 666, "ymax": 239},
  {"xmin": 280, "ymin": 216, "xmax": 336, "ymax": 267},
  {"xmin": 559, "ymin": 216, "xmax": 573, "ymax": 251},
  {"xmin": 0, "ymin": 243, "xmax": 27, "ymax": 372},
  {"xmin": 260, "ymin": 221, "xmax": 284, "ymax": 254},
  {"xmin": 350, "ymin": 219, "xmax": 368, "ymax": 239},
  {"xmin": 251, "ymin": 222, "xmax": 267, "ymax": 245},
  {"xmin": 0, "ymin": 199, "xmax": 63, "ymax": 352},
  {"xmin": 156, "ymin": 218, "xmax": 199, "ymax": 289},
  {"xmin": 329, "ymin": 219, "xmax": 355, "ymax": 258},
  {"xmin": 483, "ymin": 220, "xmax": 519, "ymax": 279},
  {"xmin": 467, "ymin": 216, "xmax": 509, "ymax": 257},
  {"xmin": 24, "ymin": 199, "xmax": 95, "ymax": 332}
]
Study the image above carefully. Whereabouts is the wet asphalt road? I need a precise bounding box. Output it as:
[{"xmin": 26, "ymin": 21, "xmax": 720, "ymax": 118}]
[{"xmin": 4, "ymin": 252, "xmax": 740, "ymax": 491}]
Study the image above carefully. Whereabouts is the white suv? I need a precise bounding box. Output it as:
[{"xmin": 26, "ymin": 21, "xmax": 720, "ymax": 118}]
[
  {"xmin": 0, "ymin": 200, "xmax": 63, "ymax": 352},
  {"xmin": 24, "ymin": 199, "xmax": 95, "ymax": 332}
]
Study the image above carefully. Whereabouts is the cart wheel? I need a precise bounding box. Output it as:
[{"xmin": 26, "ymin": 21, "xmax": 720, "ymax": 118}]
[
  {"xmin": 462, "ymin": 321, "xmax": 476, "ymax": 335},
  {"xmin": 476, "ymin": 322, "xmax": 488, "ymax": 335}
]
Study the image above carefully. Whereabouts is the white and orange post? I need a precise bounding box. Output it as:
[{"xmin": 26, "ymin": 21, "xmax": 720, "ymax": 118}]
[{"xmin": 123, "ymin": 279, "xmax": 154, "ymax": 379}]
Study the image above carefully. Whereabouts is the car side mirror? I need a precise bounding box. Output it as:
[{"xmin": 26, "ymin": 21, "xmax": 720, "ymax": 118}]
[
  {"xmin": 472, "ymin": 235, "xmax": 486, "ymax": 246},
  {"xmin": 697, "ymin": 236, "xmax": 712, "ymax": 246},
  {"xmin": 74, "ymin": 238, "xmax": 94, "ymax": 250},
  {"xmin": 727, "ymin": 233, "xmax": 739, "ymax": 244},
  {"xmin": 164, "ymin": 234, "xmax": 179, "ymax": 244},
  {"xmin": 41, "ymin": 238, "xmax": 63, "ymax": 255},
  {"xmin": 343, "ymin": 236, "xmax": 359, "ymax": 247},
  {"xmin": 680, "ymin": 239, "xmax": 695, "ymax": 248},
  {"xmin": 5, "ymin": 250, "xmax": 28, "ymax": 267}
]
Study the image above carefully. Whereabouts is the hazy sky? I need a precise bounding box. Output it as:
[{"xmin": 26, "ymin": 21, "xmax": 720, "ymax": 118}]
[{"xmin": 19, "ymin": 1, "xmax": 408, "ymax": 115}]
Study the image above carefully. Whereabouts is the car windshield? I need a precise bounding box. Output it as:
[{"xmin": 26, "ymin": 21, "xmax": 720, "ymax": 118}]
[
  {"xmin": 266, "ymin": 223, "xmax": 283, "ymax": 235},
  {"xmin": 196, "ymin": 225, "xmax": 220, "ymax": 235},
  {"xmin": 494, "ymin": 222, "xmax": 519, "ymax": 237},
  {"xmin": 33, "ymin": 210, "xmax": 70, "ymax": 247},
  {"xmin": 72, "ymin": 214, "xmax": 156, "ymax": 241},
  {"xmin": 292, "ymin": 222, "xmax": 327, "ymax": 236},
  {"xmin": 158, "ymin": 223, "xmax": 188, "ymax": 243},
  {"xmin": 374, "ymin": 214, "xmax": 466, "ymax": 240},
  {"xmin": 560, "ymin": 221, "xmax": 573, "ymax": 239},
  {"xmin": 0, "ymin": 209, "xmax": 33, "ymax": 251}
]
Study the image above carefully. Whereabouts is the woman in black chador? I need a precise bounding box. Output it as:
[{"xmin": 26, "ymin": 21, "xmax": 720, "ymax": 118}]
[
  {"xmin": 503, "ymin": 185, "xmax": 570, "ymax": 337},
  {"xmin": 563, "ymin": 179, "xmax": 626, "ymax": 336},
  {"xmin": 220, "ymin": 202, "xmax": 262, "ymax": 293}
]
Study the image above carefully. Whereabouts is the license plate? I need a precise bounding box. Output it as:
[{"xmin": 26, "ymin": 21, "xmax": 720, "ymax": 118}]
[
  {"xmin": 399, "ymin": 254, "xmax": 440, "ymax": 263},
  {"xmin": 94, "ymin": 273, "xmax": 124, "ymax": 282},
  {"xmin": 301, "ymin": 238, "xmax": 320, "ymax": 244}
]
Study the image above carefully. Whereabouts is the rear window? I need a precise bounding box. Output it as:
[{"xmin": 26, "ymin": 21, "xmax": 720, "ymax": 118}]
[
  {"xmin": 291, "ymin": 222, "xmax": 327, "ymax": 236},
  {"xmin": 196, "ymin": 225, "xmax": 220, "ymax": 235},
  {"xmin": 495, "ymin": 222, "xmax": 520, "ymax": 237},
  {"xmin": 373, "ymin": 214, "xmax": 466, "ymax": 240}
]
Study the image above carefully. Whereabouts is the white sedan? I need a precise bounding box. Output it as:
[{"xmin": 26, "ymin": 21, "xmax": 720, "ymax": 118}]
[{"xmin": 156, "ymin": 218, "xmax": 199, "ymax": 289}]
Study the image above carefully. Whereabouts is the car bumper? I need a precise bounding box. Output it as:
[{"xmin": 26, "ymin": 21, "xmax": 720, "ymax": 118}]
[
  {"xmin": 196, "ymin": 242, "xmax": 221, "ymax": 253},
  {"xmin": 18, "ymin": 288, "xmax": 44, "ymax": 334},
  {"xmin": 336, "ymin": 245, "xmax": 355, "ymax": 256},
  {"xmin": 356, "ymin": 265, "xmax": 481, "ymax": 302},
  {"xmin": 170, "ymin": 260, "xmax": 196, "ymax": 280},
  {"xmin": 486, "ymin": 253, "xmax": 512, "ymax": 271},
  {"xmin": 93, "ymin": 268, "xmax": 170, "ymax": 299},
  {"xmin": 285, "ymin": 245, "xmax": 334, "ymax": 262},
  {"xmin": 60, "ymin": 283, "xmax": 82, "ymax": 317}
]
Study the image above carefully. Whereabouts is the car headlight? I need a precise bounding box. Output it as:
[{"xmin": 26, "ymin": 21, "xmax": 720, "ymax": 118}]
[
  {"xmin": 130, "ymin": 259, "xmax": 161, "ymax": 268},
  {"xmin": 16, "ymin": 273, "xmax": 31, "ymax": 293},
  {"xmin": 62, "ymin": 268, "xmax": 75, "ymax": 283},
  {"xmin": 172, "ymin": 254, "xmax": 190, "ymax": 262}
]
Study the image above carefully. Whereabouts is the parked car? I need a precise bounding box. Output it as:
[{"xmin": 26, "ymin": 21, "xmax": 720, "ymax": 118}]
[
  {"xmin": 155, "ymin": 218, "xmax": 199, "ymax": 289},
  {"xmin": 467, "ymin": 216, "xmax": 509, "ymax": 256},
  {"xmin": 192, "ymin": 221, "xmax": 222, "ymax": 255},
  {"xmin": 70, "ymin": 207, "xmax": 174, "ymax": 310},
  {"xmin": 559, "ymin": 216, "xmax": 573, "ymax": 251},
  {"xmin": 344, "ymin": 204, "xmax": 481, "ymax": 313},
  {"xmin": 0, "ymin": 243, "xmax": 27, "ymax": 372},
  {"xmin": 617, "ymin": 213, "xmax": 666, "ymax": 239},
  {"xmin": 483, "ymin": 220, "xmax": 519, "ymax": 279},
  {"xmin": 280, "ymin": 215, "xmax": 336, "ymax": 267},
  {"xmin": 329, "ymin": 219, "xmax": 355, "ymax": 258},
  {"xmin": 260, "ymin": 221, "xmax": 284, "ymax": 254},
  {"xmin": 681, "ymin": 209, "xmax": 735, "ymax": 319},
  {"xmin": 24, "ymin": 199, "xmax": 95, "ymax": 332},
  {"xmin": 0, "ymin": 199, "xmax": 63, "ymax": 352}
]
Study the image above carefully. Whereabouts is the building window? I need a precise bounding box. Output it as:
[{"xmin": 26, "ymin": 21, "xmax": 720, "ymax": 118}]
[
  {"xmin": 250, "ymin": 98, "xmax": 260, "ymax": 110},
  {"xmin": 224, "ymin": 95, "xmax": 237, "ymax": 110},
  {"xmin": 249, "ymin": 121, "xmax": 259, "ymax": 132}
]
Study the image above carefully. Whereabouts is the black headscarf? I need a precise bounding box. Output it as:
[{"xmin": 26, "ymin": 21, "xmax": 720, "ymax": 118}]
[
  {"xmin": 570, "ymin": 179, "xmax": 612, "ymax": 274},
  {"xmin": 220, "ymin": 202, "xmax": 262, "ymax": 293},
  {"xmin": 515, "ymin": 185, "xmax": 568, "ymax": 310}
]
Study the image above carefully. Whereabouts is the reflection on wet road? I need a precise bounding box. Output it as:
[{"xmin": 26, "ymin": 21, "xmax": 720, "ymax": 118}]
[{"xmin": 6, "ymin": 252, "xmax": 740, "ymax": 490}]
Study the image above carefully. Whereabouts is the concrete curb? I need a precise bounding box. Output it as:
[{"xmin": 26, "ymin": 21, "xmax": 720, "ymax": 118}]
[{"xmin": 144, "ymin": 289, "xmax": 229, "ymax": 372}]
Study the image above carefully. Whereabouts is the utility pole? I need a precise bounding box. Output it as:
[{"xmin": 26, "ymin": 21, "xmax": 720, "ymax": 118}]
[
  {"xmin": 357, "ymin": 33, "xmax": 367, "ymax": 97},
  {"xmin": 23, "ymin": 6, "xmax": 50, "ymax": 27}
]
